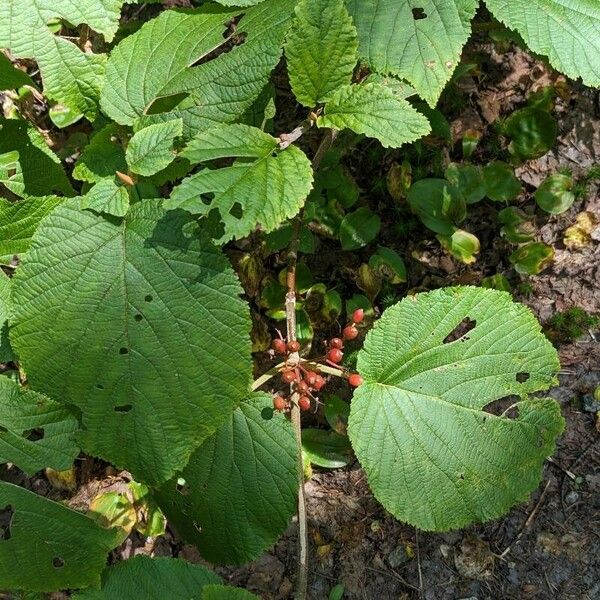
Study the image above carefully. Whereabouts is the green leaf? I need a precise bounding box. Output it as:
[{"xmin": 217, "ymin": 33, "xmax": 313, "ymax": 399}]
[
  {"xmin": 73, "ymin": 556, "xmax": 222, "ymax": 600},
  {"xmin": 481, "ymin": 273, "xmax": 512, "ymax": 292},
  {"xmin": 0, "ymin": 53, "xmax": 34, "ymax": 90},
  {"xmin": 365, "ymin": 73, "xmax": 417, "ymax": 100},
  {"xmin": 126, "ymin": 120, "xmax": 183, "ymax": 177},
  {"xmin": 167, "ymin": 124, "xmax": 313, "ymax": 243},
  {"xmin": 0, "ymin": 119, "xmax": 73, "ymax": 197},
  {"xmin": 0, "ymin": 482, "xmax": 120, "ymax": 592},
  {"xmin": 155, "ymin": 394, "xmax": 297, "ymax": 565},
  {"xmin": 407, "ymin": 178, "xmax": 465, "ymax": 235},
  {"xmin": 10, "ymin": 200, "xmax": 252, "ymax": 486},
  {"xmin": 349, "ymin": 286, "xmax": 563, "ymax": 530},
  {"xmin": 346, "ymin": 0, "xmax": 479, "ymax": 106},
  {"xmin": 48, "ymin": 104, "xmax": 83, "ymax": 129},
  {"xmin": 369, "ymin": 246, "xmax": 407, "ymax": 284},
  {"xmin": 498, "ymin": 207, "xmax": 536, "ymax": 243},
  {"xmin": 81, "ymin": 179, "xmax": 130, "ymax": 217},
  {"xmin": 509, "ymin": 242, "xmax": 555, "ymax": 275},
  {"xmin": 202, "ymin": 585, "xmax": 260, "ymax": 600},
  {"xmin": 0, "ymin": 196, "xmax": 63, "ymax": 264},
  {"xmin": 502, "ymin": 107, "xmax": 557, "ymax": 161},
  {"xmin": 317, "ymin": 83, "xmax": 431, "ymax": 148},
  {"xmin": 213, "ymin": 0, "xmax": 265, "ymax": 4},
  {"xmin": 101, "ymin": 0, "xmax": 296, "ymax": 138},
  {"xmin": 73, "ymin": 124, "xmax": 128, "ymax": 183},
  {"xmin": 484, "ymin": 0, "xmax": 600, "ymax": 88},
  {"xmin": 482, "ymin": 161, "xmax": 522, "ymax": 203},
  {"xmin": 0, "ymin": 0, "xmax": 124, "ymax": 119},
  {"xmin": 437, "ymin": 228, "xmax": 480, "ymax": 264},
  {"xmin": 0, "ymin": 272, "xmax": 12, "ymax": 362},
  {"xmin": 285, "ymin": 0, "xmax": 358, "ymax": 107},
  {"xmin": 329, "ymin": 584, "xmax": 345, "ymax": 600},
  {"xmin": 324, "ymin": 395, "xmax": 350, "ymax": 436},
  {"xmin": 339, "ymin": 207, "xmax": 381, "ymax": 250},
  {"xmin": 535, "ymin": 173, "xmax": 575, "ymax": 215},
  {"xmin": 302, "ymin": 428, "xmax": 353, "ymax": 468},
  {"xmin": 445, "ymin": 163, "xmax": 486, "ymax": 204},
  {"xmin": 0, "ymin": 377, "xmax": 79, "ymax": 474}
]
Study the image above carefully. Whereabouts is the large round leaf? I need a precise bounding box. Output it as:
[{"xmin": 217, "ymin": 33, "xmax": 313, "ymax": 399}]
[
  {"xmin": 155, "ymin": 394, "xmax": 297, "ymax": 564},
  {"xmin": 0, "ymin": 482, "xmax": 120, "ymax": 592},
  {"xmin": 0, "ymin": 376, "xmax": 79, "ymax": 474},
  {"xmin": 349, "ymin": 286, "xmax": 563, "ymax": 531},
  {"xmin": 73, "ymin": 556, "xmax": 221, "ymax": 599},
  {"xmin": 10, "ymin": 200, "xmax": 252, "ymax": 485}
]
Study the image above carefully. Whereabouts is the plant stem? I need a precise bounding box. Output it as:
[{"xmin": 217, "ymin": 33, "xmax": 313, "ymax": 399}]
[
  {"xmin": 285, "ymin": 208, "xmax": 307, "ymax": 600},
  {"xmin": 287, "ymin": 128, "xmax": 339, "ymax": 600}
]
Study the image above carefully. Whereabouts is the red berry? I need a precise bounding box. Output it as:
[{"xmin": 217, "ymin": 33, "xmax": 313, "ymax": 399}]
[
  {"xmin": 271, "ymin": 338, "xmax": 287, "ymax": 354},
  {"xmin": 327, "ymin": 348, "xmax": 343, "ymax": 363},
  {"xmin": 348, "ymin": 373, "xmax": 363, "ymax": 387},
  {"xmin": 343, "ymin": 325, "xmax": 359, "ymax": 341},
  {"xmin": 304, "ymin": 371, "xmax": 318, "ymax": 387},
  {"xmin": 330, "ymin": 338, "xmax": 344, "ymax": 349},
  {"xmin": 352, "ymin": 308, "xmax": 365, "ymax": 324},
  {"xmin": 296, "ymin": 380, "xmax": 309, "ymax": 394},
  {"xmin": 313, "ymin": 374, "xmax": 326, "ymax": 390},
  {"xmin": 298, "ymin": 396, "xmax": 311, "ymax": 411},
  {"xmin": 282, "ymin": 370, "xmax": 297, "ymax": 383},
  {"xmin": 287, "ymin": 340, "xmax": 301, "ymax": 353},
  {"xmin": 273, "ymin": 395, "xmax": 287, "ymax": 411}
]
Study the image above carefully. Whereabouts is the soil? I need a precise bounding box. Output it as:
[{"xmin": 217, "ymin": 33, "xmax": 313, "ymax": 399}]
[{"xmin": 2, "ymin": 27, "xmax": 600, "ymax": 600}]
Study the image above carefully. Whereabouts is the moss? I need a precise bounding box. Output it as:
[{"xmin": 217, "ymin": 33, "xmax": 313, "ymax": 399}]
[{"xmin": 546, "ymin": 307, "xmax": 599, "ymax": 343}]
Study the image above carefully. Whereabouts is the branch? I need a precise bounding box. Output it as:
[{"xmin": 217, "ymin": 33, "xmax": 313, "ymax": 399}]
[
  {"xmin": 287, "ymin": 127, "xmax": 339, "ymax": 600},
  {"xmin": 278, "ymin": 111, "xmax": 319, "ymax": 150}
]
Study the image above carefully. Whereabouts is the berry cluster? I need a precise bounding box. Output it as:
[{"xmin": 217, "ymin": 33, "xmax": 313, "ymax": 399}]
[{"xmin": 269, "ymin": 308, "xmax": 365, "ymax": 413}]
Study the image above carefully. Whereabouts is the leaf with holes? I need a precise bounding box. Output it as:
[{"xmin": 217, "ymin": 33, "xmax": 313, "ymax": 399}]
[
  {"xmin": 0, "ymin": 482, "xmax": 120, "ymax": 591},
  {"xmin": 0, "ymin": 196, "xmax": 63, "ymax": 264},
  {"xmin": 0, "ymin": 377, "xmax": 79, "ymax": 474},
  {"xmin": 166, "ymin": 123, "xmax": 313, "ymax": 243},
  {"xmin": 317, "ymin": 83, "xmax": 431, "ymax": 148},
  {"xmin": 349, "ymin": 286, "xmax": 563, "ymax": 531},
  {"xmin": 126, "ymin": 120, "xmax": 183, "ymax": 177},
  {"xmin": 0, "ymin": 0, "xmax": 125, "ymax": 120},
  {"xmin": 155, "ymin": 394, "xmax": 297, "ymax": 565},
  {"xmin": 10, "ymin": 200, "xmax": 252, "ymax": 486},
  {"xmin": 101, "ymin": 0, "xmax": 296, "ymax": 138},
  {"xmin": 346, "ymin": 0, "xmax": 479, "ymax": 106},
  {"xmin": 81, "ymin": 178, "xmax": 130, "ymax": 217},
  {"xmin": 285, "ymin": 0, "xmax": 358, "ymax": 107},
  {"xmin": 484, "ymin": 0, "xmax": 600, "ymax": 88}
]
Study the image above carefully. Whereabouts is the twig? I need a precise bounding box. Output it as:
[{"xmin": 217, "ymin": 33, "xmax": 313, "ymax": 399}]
[
  {"xmin": 285, "ymin": 229, "xmax": 307, "ymax": 600},
  {"xmin": 415, "ymin": 528, "xmax": 424, "ymax": 599},
  {"xmin": 287, "ymin": 127, "xmax": 340, "ymax": 600},
  {"xmin": 546, "ymin": 456, "xmax": 576, "ymax": 480},
  {"xmin": 278, "ymin": 111, "xmax": 319, "ymax": 150},
  {"xmin": 499, "ymin": 480, "xmax": 551, "ymax": 558}
]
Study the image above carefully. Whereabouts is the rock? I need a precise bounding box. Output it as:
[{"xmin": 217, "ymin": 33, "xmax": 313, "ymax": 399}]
[
  {"xmin": 582, "ymin": 393, "xmax": 600, "ymax": 413},
  {"xmin": 565, "ymin": 490, "xmax": 580, "ymax": 505},
  {"xmin": 454, "ymin": 537, "xmax": 494, "ymax": 580},
  {"xmin": 387, "ymin": 544, "xmax": 410, "ymax": 568}
]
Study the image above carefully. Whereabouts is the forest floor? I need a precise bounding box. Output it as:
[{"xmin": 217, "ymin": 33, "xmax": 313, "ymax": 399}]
[{"xmin": 3, "ymin": 32, "xmax": 600, "ymax": 600}]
